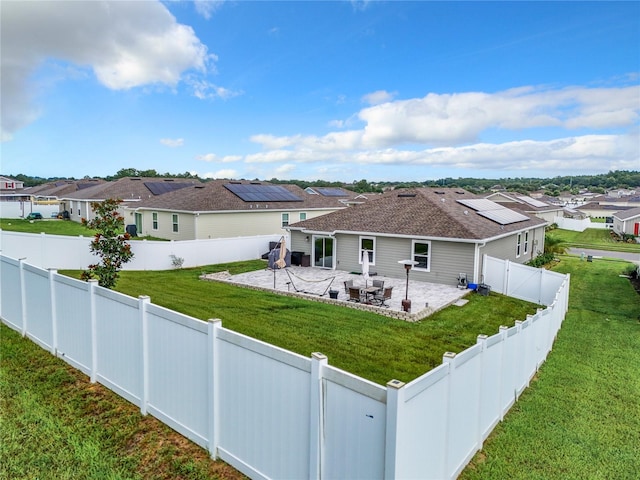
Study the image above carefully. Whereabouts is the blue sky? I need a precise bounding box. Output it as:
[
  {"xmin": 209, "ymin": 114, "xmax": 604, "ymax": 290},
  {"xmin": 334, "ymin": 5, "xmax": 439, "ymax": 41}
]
[{"xmin": 1, "ymin": 1, "xmax": 638, "ymax": 182}]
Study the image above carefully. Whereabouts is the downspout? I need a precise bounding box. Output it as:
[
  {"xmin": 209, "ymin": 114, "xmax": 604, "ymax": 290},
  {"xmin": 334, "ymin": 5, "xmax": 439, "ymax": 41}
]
[{"xmin": 474, "ymin": 241, "xmax": 486, "ymax": 283}]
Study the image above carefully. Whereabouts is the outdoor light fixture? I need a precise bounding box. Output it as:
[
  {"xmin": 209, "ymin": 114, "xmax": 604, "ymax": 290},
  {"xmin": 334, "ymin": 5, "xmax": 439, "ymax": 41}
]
[{"xmin": 398, "ymin": 259, "xmax": 419, "ymax": 312}]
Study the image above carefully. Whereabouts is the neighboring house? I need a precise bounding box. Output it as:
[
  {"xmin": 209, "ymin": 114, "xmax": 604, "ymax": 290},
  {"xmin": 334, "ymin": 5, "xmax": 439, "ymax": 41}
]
[
  {"xmin": 60, "ymin": 177, "xmax": 200, "ymax": 223},
  {"xmin": 485, "ymin": 192, "xmax": 563, "ymax": 223},
  {"xmin": 0, "ymin": 176, "xmax": 25, "ymax": 190},
  {"xmin": 287, "ymin": 188, "xmax": 547, "ymax": 287},
  {"xmin": 612, "ymin": 207, "xmax": 640, "ymax": 238},
  {"xmin": 126, "ymin": 180, "xmax": 360, "ymax": 240},
  {"xmin": 25, "ymin": 178, "xmax": 105, "ymax": 200}
]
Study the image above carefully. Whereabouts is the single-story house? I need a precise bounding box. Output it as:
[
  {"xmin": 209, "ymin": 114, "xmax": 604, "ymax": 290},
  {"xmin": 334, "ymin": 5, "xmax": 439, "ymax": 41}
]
[
  {"xmin": 60, "ymin": 177, "xmax": 200, "ymax": 223},
  {"xmin": 485, "ymin": 191, "xmax": 563, "ymax": 223},
  {"xmin": 612, "ymin": 207, "xmax": 640, "ymax": 238},
  {"xmin": 287, "ymin": 188, "xmax": 547, "ymax": 286},
  {"xmin": 125, "ymin": 180, "xmax": 361, "ymax": 240}
]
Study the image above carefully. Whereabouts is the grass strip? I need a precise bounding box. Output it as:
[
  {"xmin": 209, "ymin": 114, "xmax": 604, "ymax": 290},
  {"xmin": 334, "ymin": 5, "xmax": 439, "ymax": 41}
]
[
  {"xmin": 549, "ymin": 228, "xmax": 640, "ymax": 253},
  {"xmin": 460, "ymin": 257, "xmax": 640, "ymax": 479},
  {"xmin": 0, "ymin": 323, "xmax": 245, "ymax": 480}
]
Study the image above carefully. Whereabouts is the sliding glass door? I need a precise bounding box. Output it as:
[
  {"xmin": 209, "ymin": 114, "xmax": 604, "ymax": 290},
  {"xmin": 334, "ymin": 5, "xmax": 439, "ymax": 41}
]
[{"xmin": 313, "ymin": 236, "xmax": 334, "ymax": 269}]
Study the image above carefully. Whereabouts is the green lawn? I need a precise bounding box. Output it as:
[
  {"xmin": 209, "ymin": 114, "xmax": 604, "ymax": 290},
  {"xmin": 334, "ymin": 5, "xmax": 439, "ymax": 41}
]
[
  {"xmin": 62, "ymin": 261, "xmax": 540, "ymax": 385},
  {"xmin": 549, "ymin": 227, "xmax": 640, "ymax": 253},
  {"xmin": 460, "ymin": 256, "xmax": 640, "ymax": 479},
  {"xmin": 1, "ymin": 217, "xmax": 96, "ymax": 236},
  {"xmin": 0, "ymin": 217, "xmax": 166, "ymax": 241}
]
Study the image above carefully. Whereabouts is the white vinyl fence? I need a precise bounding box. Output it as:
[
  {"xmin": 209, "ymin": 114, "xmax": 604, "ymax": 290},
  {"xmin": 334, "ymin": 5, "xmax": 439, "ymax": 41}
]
[
  {"xmin": 553, "ymin": 216, "xmax": 611, "ymax": 231},
  {"xmin": 1, "ymin": 254, "xmax": 569, "ymax": 480},
  {"xmin": 482, "ymin": 254, "xmax": 568, "ymax": 305},
  {"xmin": 0, "ymin": 230, "xmax": 284, "ymax": 270}
]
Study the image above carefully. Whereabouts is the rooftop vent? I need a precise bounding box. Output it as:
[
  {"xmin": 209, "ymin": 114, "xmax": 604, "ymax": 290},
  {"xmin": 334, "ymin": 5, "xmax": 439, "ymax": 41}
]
[{"xmin": 398, "ymin": 193, "xmax": 416, "ymax": 198}]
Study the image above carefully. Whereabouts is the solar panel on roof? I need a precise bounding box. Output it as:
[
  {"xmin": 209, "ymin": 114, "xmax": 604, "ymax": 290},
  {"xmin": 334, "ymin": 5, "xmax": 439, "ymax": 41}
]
[
  {"xmin": 516, "ymin": 195, "xmax": 549, "ymax": 208},
  {"xmin": 457, "ymin": 198, "xmax": 504, "ymax": 211},
  {"xmin": 315, "ymin": 187, "xmax": 348, "ymax": 197},
  {"xmin": 224, "ymin": 183, "xmax": 302, "ymax": 202},
  {"xmin": 144, "ymin": 182, "xmax": 193, "ymax": 195},
  {"xmin": 457, "ymin": 198, "xmax": 530, "ymax": 225},
  {"xmin": 477, "ymin": 209, "xmax": 529, "ymax": 225}
]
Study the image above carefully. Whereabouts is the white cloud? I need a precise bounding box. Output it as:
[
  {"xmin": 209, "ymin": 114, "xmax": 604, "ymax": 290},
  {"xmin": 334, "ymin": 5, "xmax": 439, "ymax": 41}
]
[
  {"xmin": 196, "ymin": 153, "xmax": 242, "ymax": 163},
  {"xmin": 201, "ymin": 169, "xmax": 239, "ymax": 179},
  {"xmin": 194, "ymin": 0, "xmax": 225, "ymax": 20},
  {"xmin": 189, "ymin": 79, "xmax": 243, "ymax": 100},
  {"xmin": 243, "ymin": 132, "xmax": 639, "ymax": 174},
  {"xmin": 160, "ymin": 138, "xmax": 184, "ymax": 147},
  {"xmin": 1, "ymin": 0, "xmax": 212, "ymax": 140},
  {"xmin": 249, "ymin": 84, "xmax": 639, "ymax": 152},
  {"xmin": 275, "ymin": 164, "xmax": 297, "ymax": 175},
  {"xmin": 361, "ymin": 90, "xmax": 397, "ymax": 106}
]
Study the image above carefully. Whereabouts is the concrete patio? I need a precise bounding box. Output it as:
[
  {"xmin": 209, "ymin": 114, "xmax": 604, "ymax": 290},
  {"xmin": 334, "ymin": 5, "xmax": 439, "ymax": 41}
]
[{"xmin": 202, "ymin": 266, "xmax": 473, "ymax": 321}]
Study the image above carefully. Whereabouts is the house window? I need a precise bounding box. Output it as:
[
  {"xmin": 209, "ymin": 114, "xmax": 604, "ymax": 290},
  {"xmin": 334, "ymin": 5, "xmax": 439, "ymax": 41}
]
[
  {"xmin": 152, "ymin": 212, "xmax": 158, "ymax": 230},
  {"xmin": 516, "ymin": 232, "xmax": 522, "ymax": 257},
  {"xmin": 359, "ymin": 236, "xmax": 375, "ymax": 264},
  {"xmin": 412, "ymin": 240, "xmax": 431, "ymax": 271},
  {"xmin": 172, "ymin": 214, "xmax": 179, "ymax": 233},
  {"xmin": 299, "ymin": 212, "xmax": 307, "ymax": 221},
  {"xmin": 524, "ymin": 231, "xmax": 529, "ymax": 255},
  {"xmin": 281, "ymin": 213, "xmax": 289, "ymax": 228}
]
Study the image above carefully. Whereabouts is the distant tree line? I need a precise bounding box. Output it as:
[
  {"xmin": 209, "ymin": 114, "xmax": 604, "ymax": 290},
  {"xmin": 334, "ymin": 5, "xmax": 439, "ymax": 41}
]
[{"xmin": 7, "ymin": 169, "xmax": 640, "ymax": 195}]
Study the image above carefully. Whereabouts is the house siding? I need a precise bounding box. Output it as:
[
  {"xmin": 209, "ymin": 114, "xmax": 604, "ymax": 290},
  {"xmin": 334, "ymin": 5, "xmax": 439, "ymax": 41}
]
[
  {"xmin": 134, "ymin": 211, "xmax": 196, "ymax": 240},
  {"xmin": 135, "ymin": 209, "xmax": 336, "ymax": 240},
  {"xmin": 292, "ymin": 232, "xmax": 478, "ymax": 286},
  {"xmin": 481, "ymin": 226, "xmax": 545, "ymax": 267},
  {"xmin": 613, "ymin": 215, "xmax": 640, "ymax": 236}
]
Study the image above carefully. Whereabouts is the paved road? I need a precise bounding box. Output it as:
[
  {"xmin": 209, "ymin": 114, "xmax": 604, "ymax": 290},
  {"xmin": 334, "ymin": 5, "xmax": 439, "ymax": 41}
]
[{"xmin": 568, "ymin": 248, "xmax": 640, "ymax": 263}]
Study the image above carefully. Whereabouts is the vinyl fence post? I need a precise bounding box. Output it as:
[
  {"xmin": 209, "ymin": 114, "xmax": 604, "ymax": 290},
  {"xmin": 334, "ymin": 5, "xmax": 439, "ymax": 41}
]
[
  {"xmin": 514, "ymin": 320, "xmax": 524, "ymax": 399},
  {"xmin": 309, "ymin": 352, "xmax": 327, "ymax": 480},
  {"xmin": 498, "ymin": 326, "xmax": 508, "ymax": 421},
  {"xmin": 139, "ymin": 295, "xmax": 151, "ymax": 415},
  {"xmin": 384, "ymin": 379, "xmax": 406, "ymax": 480},
  {"xmin": 49, "ymin": 269, "xmax": 58, "ymax": 355},
  {"xmin": 476, "ymin": 334, "xmax": 488, "ymax": 450},
  {"xmin": 208, "ymin": 319, "xmax": 222, "ymax": 459},
  {"xmin": 442, "ymin": 352, "xmax": 457, "ymax": 480},
  {"xmin": 19, "ymin": 258, "xmax": 27, "ymax": 336},
  {"xmin": 89, "ymin": 279, "xmax": 99, "ymax": 383},
  {"xmin": 503, "ymin": 259, "xmax": 510, "ymax": 296}
]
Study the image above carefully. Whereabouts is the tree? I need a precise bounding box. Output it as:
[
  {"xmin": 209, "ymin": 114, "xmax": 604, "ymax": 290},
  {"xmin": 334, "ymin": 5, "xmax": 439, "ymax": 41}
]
[
  {"xmin": 544, "ymin": 235, "xmax": 567, "ymax": 256},
  {"xmin": 80, "ymin": 199, "xmax": 134, "ymax": 288}
]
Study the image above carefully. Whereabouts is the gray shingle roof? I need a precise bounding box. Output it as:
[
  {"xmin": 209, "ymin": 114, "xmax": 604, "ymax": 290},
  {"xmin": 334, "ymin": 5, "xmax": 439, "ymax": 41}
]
[
  {"xmin": 613, "ymin": 206, "xmax": 640, "ymax": 220},
  {"xmin": 25, "ymin": 179, "xmax": 106, "ymax": 197},
  {"xmin": 131, "ymin": 180, "xmax": 359, "ymax": 212},
  {"xmin": 61, "ymin": 177, "xmax": 200, "ymax": 202},
  {"xmin": 289, "ymin": 188, "xmax": 547, "ymax": 241}
]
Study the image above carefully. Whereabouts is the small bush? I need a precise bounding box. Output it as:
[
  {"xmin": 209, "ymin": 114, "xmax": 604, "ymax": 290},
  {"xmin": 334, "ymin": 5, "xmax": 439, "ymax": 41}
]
[
  {"xmin": 527, "ymin": 252, "xmax": 556, "ymax": 268},
  {"xmin": 622, "ymin": 264, "xmax": 639, "ymax": 279}
]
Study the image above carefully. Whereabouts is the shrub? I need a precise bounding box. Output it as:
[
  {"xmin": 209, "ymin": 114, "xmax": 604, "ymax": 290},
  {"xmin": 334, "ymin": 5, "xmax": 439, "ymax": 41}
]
[
  {"xmin": 80, "ymin": 199, "xmax": 134, "ymax": 288},
  {"xmin": 527, "ymin": 252, "xmax": 556, "ymax": 268}
]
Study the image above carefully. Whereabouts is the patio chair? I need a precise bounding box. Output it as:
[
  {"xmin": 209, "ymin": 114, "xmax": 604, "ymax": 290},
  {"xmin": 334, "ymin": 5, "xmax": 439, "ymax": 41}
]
[
  {"xmin": 348, "ymin": 286, "xmax": 364, "ymax": 302},
  {"xmin": 373, "ymin": 286, "xmax": 393, "ymax": 307},
  {"xmin": 372, "ymin": 279, "xmax": 384, "ymax": 294},
  {"xmin": 344, "ymin": 279, "xmax": 354, "ymax": 293}
]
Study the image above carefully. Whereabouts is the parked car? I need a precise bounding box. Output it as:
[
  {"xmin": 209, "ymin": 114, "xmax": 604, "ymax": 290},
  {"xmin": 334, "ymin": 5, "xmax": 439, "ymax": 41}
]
[{"xmin": 26, "ymin": 212, "xmax": 43, "ymax": 220}]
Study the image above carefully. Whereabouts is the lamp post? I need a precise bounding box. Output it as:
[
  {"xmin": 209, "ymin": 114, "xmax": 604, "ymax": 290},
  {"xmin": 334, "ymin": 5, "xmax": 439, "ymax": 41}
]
[{"xmin": 398, "ymin": 260, "xmax": 418, "ymax": 312}]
